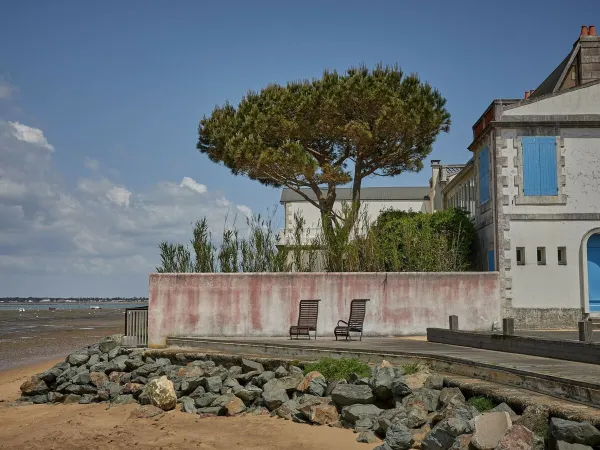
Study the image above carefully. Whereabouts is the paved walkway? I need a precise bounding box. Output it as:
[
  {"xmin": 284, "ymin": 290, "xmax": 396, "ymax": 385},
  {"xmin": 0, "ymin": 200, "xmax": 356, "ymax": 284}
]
[{"xmin": 170, "ymin": 336, "xmax": 600, "ymax": 388}]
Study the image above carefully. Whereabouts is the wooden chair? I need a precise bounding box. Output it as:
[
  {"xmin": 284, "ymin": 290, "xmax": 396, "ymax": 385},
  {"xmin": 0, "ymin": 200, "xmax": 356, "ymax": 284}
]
[
  {"xmin": 334, "ymin": 299, "xmax": 370, "ymax": 341},
  {"xmin": 289, "ymin": 299, "xmax": 321, "ymax": 340}
]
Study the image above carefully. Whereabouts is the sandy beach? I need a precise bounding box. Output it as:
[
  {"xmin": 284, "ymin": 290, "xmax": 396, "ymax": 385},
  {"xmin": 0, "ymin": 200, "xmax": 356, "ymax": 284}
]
[{"xmin": 0, "ymin": 315, "xmax": 370, "ymax": 449}]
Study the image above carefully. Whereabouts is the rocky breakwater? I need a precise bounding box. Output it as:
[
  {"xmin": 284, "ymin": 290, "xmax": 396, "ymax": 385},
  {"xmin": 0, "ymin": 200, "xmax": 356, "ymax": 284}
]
[{"xmin": 18, "ymin": 337, "xmax": 600, "ymax": 450}]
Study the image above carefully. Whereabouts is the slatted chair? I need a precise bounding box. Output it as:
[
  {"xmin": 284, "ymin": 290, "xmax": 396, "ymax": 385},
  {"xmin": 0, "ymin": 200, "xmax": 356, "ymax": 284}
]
[
  {"xmin": 334, "ymin": 299, "xmax": 370, "ymax": 341},
  {"xmin": 289, "ymin": 299, "xmax": 321, "ymax": 340}
]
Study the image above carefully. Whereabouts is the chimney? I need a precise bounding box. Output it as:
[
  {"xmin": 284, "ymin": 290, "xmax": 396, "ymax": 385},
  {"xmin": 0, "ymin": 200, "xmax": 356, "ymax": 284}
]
[
  {"xmin": 430, "ymin": 160, "xmax": 441, "ymax": 167},
  {"xmin": 525, "ymin": 91, "xmax": 531, "ymax": 99},
  {"xmin": 579, "ymin": 24, "xmax": 600, "ymax": 85}
]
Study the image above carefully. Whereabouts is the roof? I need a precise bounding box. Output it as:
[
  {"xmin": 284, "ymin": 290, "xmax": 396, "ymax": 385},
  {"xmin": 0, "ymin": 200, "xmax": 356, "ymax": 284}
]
[
  {"xmin": 280, "ymin": 186, "xmax": 430, "ymax": 203},
  {"xmin": 528, "ymin": 51, "xmax": 574, "ymax": 100}
]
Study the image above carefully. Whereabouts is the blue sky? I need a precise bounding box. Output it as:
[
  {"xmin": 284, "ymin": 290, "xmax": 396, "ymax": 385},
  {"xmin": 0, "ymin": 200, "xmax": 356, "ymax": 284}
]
[{"xmin": 0, "ymin": 0, "xmax": 598, "ymax": 296}]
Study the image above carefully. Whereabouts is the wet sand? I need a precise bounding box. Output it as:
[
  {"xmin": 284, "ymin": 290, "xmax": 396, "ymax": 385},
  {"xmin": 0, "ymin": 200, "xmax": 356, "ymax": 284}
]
[{"xmin": 0, "ymin": 309, "xmax": 123, "ymax": 370}]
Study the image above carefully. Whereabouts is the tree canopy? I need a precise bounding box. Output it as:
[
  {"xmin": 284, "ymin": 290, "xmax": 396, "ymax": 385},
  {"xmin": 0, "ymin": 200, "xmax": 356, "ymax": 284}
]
[{"xmin": 197, "ymin": 65, "xmax": 450, "ymax": 262}]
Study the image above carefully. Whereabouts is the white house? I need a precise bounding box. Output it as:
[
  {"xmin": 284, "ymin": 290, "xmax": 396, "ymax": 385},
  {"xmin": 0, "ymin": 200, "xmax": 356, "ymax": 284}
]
[{"xmin": 434, "ymin": 25, "xmax": 600, "ymax": 328}]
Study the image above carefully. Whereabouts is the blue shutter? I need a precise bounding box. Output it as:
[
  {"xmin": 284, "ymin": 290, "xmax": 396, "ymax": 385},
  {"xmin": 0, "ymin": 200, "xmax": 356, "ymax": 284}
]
[
  {"xmin": 523, "ymin": 136, "xmax": 557, "ymax": 197},
  {"xmin": 479, "ymin": 146, "xmax": 490, "ymax": 204},
  {"xmin": 488, "ymin": 250, "xmax": 495, "ymax": 271}
]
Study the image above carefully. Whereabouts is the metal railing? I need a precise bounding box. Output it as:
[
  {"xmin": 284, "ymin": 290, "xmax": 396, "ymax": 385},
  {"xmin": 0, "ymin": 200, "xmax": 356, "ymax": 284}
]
[{"xmin": 124, "ymin": 306, "xmax": 148, "ymax": 347}]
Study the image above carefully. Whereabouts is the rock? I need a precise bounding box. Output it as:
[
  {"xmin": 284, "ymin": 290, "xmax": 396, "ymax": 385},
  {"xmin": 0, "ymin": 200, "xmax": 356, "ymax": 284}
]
[
  {"xmin": 355, "ymin": 417, "xmax": 377, "ymax": 433},
  {"xmin": 438, "ymin": 387, "xmax": 465, "ymax": 407},
  {"xmin": 177, "ymin": 365, "xmax": 207, "ymax": 378},
  {"xmin": 405, "ymin": 405, "xmax": 428, "ymax": 429},
  {"xmin": 39, "ymin": 367, "xmax": 63, "ymax": 384},
  {"xmin": 108, "ymin": 346, "xmax": 121, "ymax": 360},
  {"xmin": 195, "ymin": 392, "xmax": 219, "ymax": 408},
  {"xmin": 108, "ymin": 371, "xmax": 127, "ymax": 384},
  {"xmin": 20, "ymin": 375, "xmax": 49, "ymax": 396},
  {"xmin": 89, "ymin": 371, "xmax": 109, "ymax": 387},
  {"xmin": 124, "ymin": 358, "xmax": 145, "ymax": 371},
  {"xmin": 263, "ymin": 374, "xmax": 304, "ymax": 395},
  {"xmin": 307, "ymin": 403, "xmax": 339, "ymax": 425},
  {"xmin": 470, "ymin": 412, "xmax": 512, "ymax": 450},
  {"xmin": 188, "ymin": 360, "xmax": 215, "ymax": 370},
  {"xmin": 341, "ymin": 404, "xmax": 382, "ymax": 426},
  {"xmin": 391, "ymin": 380, "xmax": 412, "ymax": 398},
  {"xmin": 549, "ymin": 418, "xmax": 600, "ymax": 447},
  {"xmin": 30, "ymin": 394, "xmax": 48, "ymax": 404},
  {"xmin": 495, "ymin": 425, "xmax": 536, "ymax": 450},
  {"xmin": 289, "ymin": 366, "xmax": 303, "ymax": 375},
  {"xmin": 211, "ymin": 393, "xmax": 237, "ymax": 408},
  {"xmin": 222, "ymin": 377, "xmax": 243, "ymax": 392},
  {"xmin": 73, "ymin": 372, "xmax": 91, "ymax": 385},
  {"xmin": 449, "ymin": 434, "xmax": 472, "ymax": 450},
  {"xmin": 207, "ymin": 366, "xmax": 229, "ymax": 380},
  {"xmin": 442, "ymin": 398, "xmax": 479, "ymax": 423},
  {"xmin": 113, "ymin": 394, "xmax": 136, "ymax": 405},
  {"xmin": 224, "ymin": 395, "xmax": 246, "ymax": 416},
  {"xmin": 189, "ymin": 386, "xmax": 206, "ymax": 399},
  {"xmin": 48, "ymin": 392, "xmax": 65, "ymax": 403},
  {"xmin": 262, "ymin": 389, "xmax": 290, "ymax": 411},
  {"xmin": 202, "ymin": 376, "xmax": 222, "ymax": 393},
  {"xmin": 67, "ymin": 352, "xmax": 90, "ymax": 366},
  {"xmin": 236, "ymin": 385, "xmax": 263, "ymax": 404},
  {"xmin": 422, "ymin": 417, "xmax": 473, "ymax": 450},
  {"xmin": 325, "ymin": 379, "xmax": 347, "ymax": 396},
  {"xmin": 131, "ymin": 375, "xmax": 147, "ymax": 385},
  {"xmin": 402, "ymin": 388, "xmax": 440, "ymax": 412},
  {"xmin": 89, "ymin": 362, "xmax": 108, "ymax": 374},
  {"xmin": 490, "ymin": 402, "xmax": 517, "ymax": 418},
  {"xmin": 377, "ymin": 407, "xmax": 408, "ymax": 434},
  {"xmin": 98, "ymin": 335, "xmax": 121, "ymax": 353},
  {"xmin": 111, "ymin": 355, "xmax": 129, "ymax": 372},
  {"xmin": 130, "ymin": 404, "xmax": 164, "ymax": 419},
  {"xmin": 555, "ymin": 442, "xmax": 594, "ymax": 450},
  {"xmin": 228, "ymin": 366, "xmax": 243, "ymax": 377},
  {"xmin": 196, "ymin": 406, "xmax": 224, "ymax": 416},
  {"xmin": 122, "ymin": 383, "xmax": 144, "ymax": 397},
  {"xmin": 145, "ymin": 376, "xmax": 177, "ymax": 411},
  {"xmin": 180, "ymin": 397, "xmax": 196, "ymax": 414},
  {"xmin": 180, "ymin": 376, "xmax": 205, "ymax": 394},
  {"xmin": 275, "ymin": 400, "xmax": 304, "ymax": 422},
  {"xmin": 242, "ymin": 358, "xmax": 264, "ymax": 374},
  {"xmin": 155, "ymin": 358, "xmax": 171, "ymax": 367},
  {"xmin": 297, "ymin": 371, "xmax": 327, "ymax": 397},
  {"xmin": 357, "ymin": 430, "xmax": 378, "ymax": 443},
  {"xmin": 370, "ymin": 363, "xmax": 404, "ymax": 400},
  {"xmin": 274, "ymin": 366, "xmax": 289, "ymax": 378},
  {"xmin": 253, "ymin": 371, "xmax": 276, "ymax": 388},
  {"xmin": 101, "ymin": 381, "xmax": 122, "ymax": 400},
  {"xmin": 64, "ymin": 384, "xmax": 96, "ymax": 395},
  {"xmin": 135, "ymin": 363, "xmax": 160, "ymax": 377},
  {"xmin": 425, "ymin": 374, "xmax": 444, "ymax": 390},
  {"xmin": 63, "ymin": 394, "xmax": 82, "ymax": 404},
  {"xmin": 331, "ymin": 384, "xmax": 375, "ymax": 407},
  {"xmin": 384, "ymin": 421, "xmax": 414, "ymax": 450},
  {"xmin": 516, "ymin": 405, "xmax": 549, "ymax": 438}
]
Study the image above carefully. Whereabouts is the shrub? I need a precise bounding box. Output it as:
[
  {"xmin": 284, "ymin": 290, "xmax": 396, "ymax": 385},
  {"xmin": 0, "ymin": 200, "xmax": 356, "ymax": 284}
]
[
  {"xmin": 468, "ymin": 396, "xmax": 495, "ymax": 412},
  {"xmin": 303, "ymin": 357, "xmax": 370, "ymax": 380},
  {"xmin": 402, "ymin": 362, "xmax": 420, "ymax": 375}
]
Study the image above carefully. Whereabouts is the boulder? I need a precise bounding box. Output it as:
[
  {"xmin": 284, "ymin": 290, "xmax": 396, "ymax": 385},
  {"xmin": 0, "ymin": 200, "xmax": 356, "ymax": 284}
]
[
  {"xmin": 515, "ymin": 405, "xmax": 549, "ymax": 438},
  {"xmin": 113, "ymin": 394, "xmax": 136, "ymax": 405},
  {"xmin": 262, "ymin": 389, "xmax": 289, "ymax": 411},
  {"xmin": 64, "ymin": 384, "xmax": 96, "ymax": 395},
  {"xmin": 30, "ymin": 394, "xmax": 48, "ymax": 404},
  {"xmin": 180, "ymin": 376, "xmax": 205, "ymax": 395},
  {"xmin": 555, "ymin": 442, "xmax": 593, "ymax": 450},
  {"xmin": 325, "ymin": 379, "xmax": 347, "ymax": 396},
  {"xmin": 439, "ymin": 387, "xmax": 465, "ymax": 407},
  {"xmin": 289, "ymin": 366, "xmax": 303, "ymax": 374},
  {"xmin": 48, "ymin": 392, "xmax": 65, "ymax": 403},
  {"xmin": 357, "ymin": 430, "xmax": 378, "ymax": 443},
  {"xmin": 274, "ymin": 366, "xmax": 289, "ymax": 378},
  {"xmin": 130, "ymin": 404, "xmax": 164, "ymax": 419},
  {"xmin": 549, "ymin": 418, "xmax": 600, "ymax": 447},
  {"xmin": 331, "ymin": 384, "xmax": 375, "ymax": 407},
  {"xmin": 307, "ymin": 403, "xmax": 339, "ymax": 425},
  {"xmin": 405, "ymin": 405, "xmax": 428, "ymax": 429},
  {"xmin": 196, "ymin": 406, "xmax": 224, "ymax": 417},
  {"xmin": 224, "ymin": 396, "xmax": 246, "ymax": 416},
  {"xmin": 39, "ymin": 367, "xmax": 63, "ymax": 384},
  {"xmin": 402, "ymin": 388, "xmax": 440, "ymax": 412},
  {"xmin": 392, "ymin": 380, "xmax": 413, "ymax": 398},
  {"xmin": 63, "ymin": 394, "xmax": 82, "ymax": 404},
  {"xmin": 297, "ymin": 371, "xmax": 327, "ymax": 397},
  {"xmin": 211, "ymin": 393, "xmax": 237, "ymax": 408},
  {"xmin": 370, "ymin": 363, "xmax": 404, "ymax": 400},
  {"xmin": 383, "ymin": 421, "xmax": 414, "ymax": 450},
  {"xmin": 195, "ymin": 392, "xmax": 219, "ymax": 408},
  {"xmin": 145, "ymin": 376, "xmax": 177, "ymax": 411},
  {"xmin": 107, "ymin": 346, "xmax": 121, "ymax": 360},
  {"xmin": 378, "ymin": 407, "xmax": 408, "ymax": 434},
  {"xmin": 262, "ymin": 374, "xmax": 304, "ymax": 395},
  {"xmin": 252, "ymin": 371, "xmax": 275, "ymax": 388},
  {"xmin": 341, "ymin": 404, "xmax": 382, "ymax": 426},
  {"xmin": 275, "ymin": 400, "xmax": 305, "ymax": 422},
  {"xmin": 86, "ymin": 354, "xmax": 100, "ymax": 368},
  {"xmin": 73, "ymin": 372, "xmax": 91, "ymax": 385},
  {"xmin": 495, "ymin": 425, "xmax": 536, "ymax": 450},
  {"xmin": 124, "ymin": 358, "xmax": 145, "ymax": 371},
  {"xmin": 422, "ymin": 417, "xmax": 473, "ymax": 450},
  {"xmin": 228, "ymin": 366, "xmax": 243, "ymax": 377},
  {"xmin": 236, "ymin": 385, "xmax": 263, "ymax": 404},
  {"xmin": 67, "ymin": 352, "xmax": 90, "ymax": 366},
  {"xmin": 241, "ymin": 358, "xmax": 264, "ymax": 374},
  {"xmin": 89, "ymin": 371, "xmax": 109, "ymax": 387},
  {"xmin": 111, "ymin": 355, "xmax": 129, "ymax": 372},
  {"xmin": 470, "ymin": 412, "xmax": 512, "ymax": 450},
  {"xmin": 97, "ymin": 381, "xmax": 122, "ymax": 401},
  {"xmin": 20, "ymin": 376, "xmax": 49, "ymax": 396},
  {"xmin": 135, "ymin": 363, "xmax": 160, "ymax": 377},
  {"xmin": 155, "ymin": 358, "xmax": 171, "ymax": 367},
  {"xmin": 180, "ymin": 397, "xmax": 196, "ymax": 414},
  {"xmin": 122, "ymin": 383, "xmax": 144, "ymax": 397},
  {"xmin": 98, "ymin": 335, "xmax": 121, "ymax": 353},
  {"xmin": 177, "ymin": 365, "xmax": 207, "ymax": 378},
  {"xmin": 425, "ymin": 374, "xmax": 444, "ymax": 390},
  {"xmin": 108, "ymin": 371, "xmax": 128, "ymax": 384},
  {"xmin": 490, "ymin": 402, "xmax": 517, "ymax": 418},
  {"xmin": 449, "ymin": 434, "xmax": 472, "ymax": 450},
  {"xmin": 221, "ymin": 377, "xmax": 243, "ymax": 393},
  {"xmin": 202, "ymin": 376, "xmax": 222, "ymax": 393}
]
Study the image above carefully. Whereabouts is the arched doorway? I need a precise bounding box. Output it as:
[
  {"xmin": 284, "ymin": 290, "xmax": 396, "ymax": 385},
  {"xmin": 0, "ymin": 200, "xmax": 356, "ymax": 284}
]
[{"xmin": 587, "ymin": 233, "xmax": 600, "ymax": 313}]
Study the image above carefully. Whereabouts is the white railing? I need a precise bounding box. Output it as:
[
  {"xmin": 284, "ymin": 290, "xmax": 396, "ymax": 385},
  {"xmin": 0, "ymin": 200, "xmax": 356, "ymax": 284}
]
[{"xmin": 124, "ymin": 307, "xmax": 148, "ymax": 347}]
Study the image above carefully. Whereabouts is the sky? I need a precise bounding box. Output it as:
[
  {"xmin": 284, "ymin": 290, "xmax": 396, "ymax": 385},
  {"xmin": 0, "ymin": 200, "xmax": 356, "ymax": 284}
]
[{"xmin": 0, "ymin": 0, "xmax": 598, "ymax": 297}]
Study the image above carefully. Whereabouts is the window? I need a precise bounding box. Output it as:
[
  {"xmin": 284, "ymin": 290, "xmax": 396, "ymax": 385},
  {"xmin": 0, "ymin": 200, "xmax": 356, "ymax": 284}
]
[
  {"xmin": 487, "ymin": 250, "xmax": 495, "ymax": 271},
  {"xmin": 558, "ymin": 247, "xmax": 567, "ymax": 265},
  {"xmin": 479, "ymin": 146, "xmax": 490, "ymax": 204},
  {"xmin": 516, "ymin": 247, "xmax": 525, "ymax": 265},
  {"xmin": 537, "ymin": 247, "xmax": 546, "ymax": 265},
  {"xmin": 522, "ymin": 137, "xmax": 558, "ymax": 196}
]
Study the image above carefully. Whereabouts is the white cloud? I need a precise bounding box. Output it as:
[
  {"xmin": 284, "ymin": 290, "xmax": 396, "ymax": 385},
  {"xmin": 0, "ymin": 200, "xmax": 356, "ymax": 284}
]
[
  {"xmin": 237, "ymin": 205, "xmax": 252, "ymax": 217},
  {"xmin": 0, "ymin": 118, "xmax": 253, "ymax": 288},
  {"xmin": 180, "ymin": 176, "xmax": 207, "ymax": 194},
  {"xmin": 0, "ymin": 79, "xmax": 17, "ymax": 100},
  {"xmin": 84, "ymin": 158, "xmax": 99, "ymax": 171},
  {"xmin": 8, "ymin": 121, "xmax": 54, "ymax": 151}
]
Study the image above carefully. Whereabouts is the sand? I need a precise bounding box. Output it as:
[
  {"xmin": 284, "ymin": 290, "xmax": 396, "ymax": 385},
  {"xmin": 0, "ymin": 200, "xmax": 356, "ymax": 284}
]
[{"xmin": 0, "ymin": 360, "xmax": 374, "ymax": 450}]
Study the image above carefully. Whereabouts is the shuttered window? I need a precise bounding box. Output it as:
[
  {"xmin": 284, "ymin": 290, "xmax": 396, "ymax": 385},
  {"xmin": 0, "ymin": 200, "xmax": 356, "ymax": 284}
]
[
  {"xmin": 523, "ymin": 137, "xmax": 558, "ymax": 196},
  {"xmin": 479, "ymin": 146, "xmax": 490, "ymax": 204}
]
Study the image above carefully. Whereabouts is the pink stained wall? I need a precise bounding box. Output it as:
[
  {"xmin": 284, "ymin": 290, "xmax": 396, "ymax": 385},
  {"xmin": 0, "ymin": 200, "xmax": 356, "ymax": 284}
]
[{"xmin": 148, "ymin": 272, "xmax": 500, "ymax": 347}]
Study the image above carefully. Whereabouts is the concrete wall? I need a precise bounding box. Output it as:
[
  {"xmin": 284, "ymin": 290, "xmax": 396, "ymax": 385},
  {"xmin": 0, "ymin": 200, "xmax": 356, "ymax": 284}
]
[
  {"xmin": 503, "ymin": 83, "xmax": 600, "ymax": 116},
  {"xmin": 148, "ymin": 272, "xmax": 500, "ymax": 347}
]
